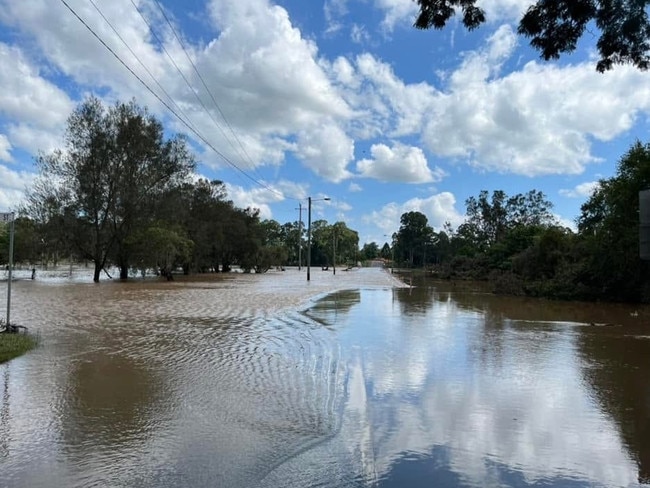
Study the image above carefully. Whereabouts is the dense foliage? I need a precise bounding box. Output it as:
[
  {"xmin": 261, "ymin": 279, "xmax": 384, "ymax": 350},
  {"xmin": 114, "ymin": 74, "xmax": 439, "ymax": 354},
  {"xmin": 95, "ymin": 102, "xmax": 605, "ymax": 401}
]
[
  {"xmin": 2, "ymin": 98, "xmax": 360, "ymax": 280},
  {"xmin": 24, "ymin": 97, "xmax": 196, "ymax": 281},
  {"xmin": 384, "ymin": 140, "xmax": 650, "ymax": 302},
  {"xmin": 414, "ymin": 0, "xmax": 650, "ymax": 72}
]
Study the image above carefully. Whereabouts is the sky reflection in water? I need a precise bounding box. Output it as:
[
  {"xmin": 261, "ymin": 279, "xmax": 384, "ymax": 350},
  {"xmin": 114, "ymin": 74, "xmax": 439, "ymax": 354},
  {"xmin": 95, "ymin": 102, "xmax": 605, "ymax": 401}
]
[{"xmin": 295, "ymin": 287, "xmax": 645, "ymax": 488}]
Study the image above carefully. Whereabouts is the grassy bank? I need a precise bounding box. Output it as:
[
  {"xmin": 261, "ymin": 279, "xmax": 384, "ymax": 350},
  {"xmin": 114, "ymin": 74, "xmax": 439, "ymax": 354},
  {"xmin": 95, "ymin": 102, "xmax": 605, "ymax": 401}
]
[{"xmin": 0, "ymin": 332, "xmax": 38, "ymax": 363}]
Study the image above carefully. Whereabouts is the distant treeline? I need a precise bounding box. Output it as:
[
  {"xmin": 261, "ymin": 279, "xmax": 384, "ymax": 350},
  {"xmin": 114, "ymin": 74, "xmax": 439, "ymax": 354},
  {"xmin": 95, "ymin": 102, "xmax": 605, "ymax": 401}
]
[{"xmin": 379, "ymin": 141, "xmax": 650, "ymax": 303}]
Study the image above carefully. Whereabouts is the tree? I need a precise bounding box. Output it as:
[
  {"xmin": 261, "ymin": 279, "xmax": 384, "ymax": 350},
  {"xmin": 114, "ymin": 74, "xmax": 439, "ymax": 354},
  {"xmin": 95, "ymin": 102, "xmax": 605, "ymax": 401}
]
[
  {"xmin": 332, "ymin": 222, "xmax": 359, "ymax": 265},
  {"xmin": 109, "ymin": 100, "xmax": 195, "ymax": 279},
  {"xmin": 280, "ymin": 221, "xmax": 303, "ymax": 266},
  {"xmin": 254, "ymin": 219, "xmax": 289, "ymax": 272},
  {"xmin": 175, "ymin": 179, "xmax": 233, "ymax": 273},
  {"xmin": 394, "ymin": 211, "xmax": 434, "ymax": 266},
  {"xmin": 260, "ymin": 219, "xmax": 284, "ymax": 247},
  {"xmin": 25, "ymin": 97, "xmax": 195, "ymax": 282},
  {"xmin": 360, "ymin": 242, "xmax": 380, "ymax": 261},
  {"xmin": 461, "ymin": 189, "xmax": 556, "ymax": 252},
  {"xmin": 0, "ymin": 217, "xmax": 41, "ymax": 265},
  {"xmin": 126, "ymin": 224, "xmax": 193, "ymax": 279},
  {"xmin": 310, "ymin": 219, "xmax": 331, "ymax": 266},
  {"xmin": 577, "ymin": 140, "xmax": 650, "ymax": 300},
  {"xmin": 380, "ymin": 242, "xmax": 392, "ymax": 260},
  {"xmin": 413, "ymin": 0, "xmax": 650, "ymax": 72},
  {"xmin": 224, "ymin": 207, "xmax": 264, "ymax": 273}
]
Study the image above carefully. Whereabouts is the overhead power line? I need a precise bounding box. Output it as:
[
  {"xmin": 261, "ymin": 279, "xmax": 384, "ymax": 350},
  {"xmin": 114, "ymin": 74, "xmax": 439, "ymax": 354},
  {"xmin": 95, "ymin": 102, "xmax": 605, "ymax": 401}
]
[
  {"xmin": 131, "ymin": 0, "xmax": 264, "ymax": 183},
  {"xmin": 88, "ymin": 0, "xmax": 201, "ymax": 137},
  {"xmin": 150, "ymin": 0, "xmax": 265, "ymax": 183},
  {"xmin": 58, "ymin": 0, "xmax": 291, "ymax": 200}
]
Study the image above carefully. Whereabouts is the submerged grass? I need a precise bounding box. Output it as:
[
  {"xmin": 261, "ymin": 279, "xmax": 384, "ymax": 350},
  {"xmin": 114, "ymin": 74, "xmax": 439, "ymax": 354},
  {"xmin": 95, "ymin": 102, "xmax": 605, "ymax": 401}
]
[{"xmin": 0, "ymin": 331, "xmax": 38, "ymax": 363}]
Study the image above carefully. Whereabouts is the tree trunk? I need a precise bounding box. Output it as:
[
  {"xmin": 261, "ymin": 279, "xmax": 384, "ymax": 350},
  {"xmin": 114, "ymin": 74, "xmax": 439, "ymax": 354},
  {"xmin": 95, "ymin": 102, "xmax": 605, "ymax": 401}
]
[
  {"xmin": 93, "ymin": 261, "xmax": 102, "ymax": 282},
  {"xmin": 119, "ymin": 265, "xmax": 129, "ymax": 280}
]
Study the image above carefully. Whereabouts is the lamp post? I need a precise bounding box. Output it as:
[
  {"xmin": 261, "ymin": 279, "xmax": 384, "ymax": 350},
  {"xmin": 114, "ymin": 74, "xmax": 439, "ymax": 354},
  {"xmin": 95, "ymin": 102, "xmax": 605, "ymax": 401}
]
[{"xmin": 307, "ymin": 196, "xmax": 330, "ymax": 281}]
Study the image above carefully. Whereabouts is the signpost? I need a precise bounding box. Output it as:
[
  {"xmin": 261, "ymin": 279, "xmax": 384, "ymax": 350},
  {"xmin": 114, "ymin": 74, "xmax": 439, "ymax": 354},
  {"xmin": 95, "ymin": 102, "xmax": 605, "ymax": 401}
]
[{"xmin": 1, "ymin": 212, "xmax": 14, "ymax": 326}]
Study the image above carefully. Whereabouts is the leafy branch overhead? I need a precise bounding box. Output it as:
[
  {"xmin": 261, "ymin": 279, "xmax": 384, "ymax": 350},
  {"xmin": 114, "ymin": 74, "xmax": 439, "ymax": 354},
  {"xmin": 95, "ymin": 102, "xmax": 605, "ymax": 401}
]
[{"xmin": 414, "ymin": 0, "xmax": 650, "ymax": 72}]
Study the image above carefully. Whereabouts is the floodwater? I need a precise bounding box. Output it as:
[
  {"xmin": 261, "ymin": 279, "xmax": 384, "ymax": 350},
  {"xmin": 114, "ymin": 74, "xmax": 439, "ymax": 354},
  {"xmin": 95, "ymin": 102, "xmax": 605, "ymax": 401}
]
[{"xmin": 1, "ymin": 267, "xmax": 649, "ymax": 487}]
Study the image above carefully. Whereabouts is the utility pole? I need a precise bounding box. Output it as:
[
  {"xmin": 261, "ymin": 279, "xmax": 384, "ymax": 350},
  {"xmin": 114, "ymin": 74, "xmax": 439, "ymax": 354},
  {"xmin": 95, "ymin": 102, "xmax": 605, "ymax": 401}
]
[
  {"xmin": 2, "ymin": 212, "xmax": 15, "ymax": 326},
  {"xmin": 332, "ymin": 226, "xmax": 337, "ymax": 276},
  {"xmin": 296, "ymin": 203, "xmax": 303, "ymax": 270},
  {"xmin": 307, "ymin": 198, "xmax": 312, "ymax": 281}
]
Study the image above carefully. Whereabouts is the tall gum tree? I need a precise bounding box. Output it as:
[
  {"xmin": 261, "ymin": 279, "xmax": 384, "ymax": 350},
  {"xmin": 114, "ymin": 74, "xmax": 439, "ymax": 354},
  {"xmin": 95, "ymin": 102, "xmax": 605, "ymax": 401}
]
[{"xmin": 26, "ymin": 97, "xmax": 195, "ymax": 282}]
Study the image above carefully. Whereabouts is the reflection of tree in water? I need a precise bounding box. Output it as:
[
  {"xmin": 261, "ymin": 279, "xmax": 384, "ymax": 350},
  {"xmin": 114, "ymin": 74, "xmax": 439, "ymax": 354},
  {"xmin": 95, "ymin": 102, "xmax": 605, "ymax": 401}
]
[
  {"xmin": 307, "ymin": 290, "xmax": 361, "ymax": 327},
  {"xmin": 405, "ymin": 273, "xmax": 649, "ymax": 326},
  {"xmin": 577, "ymin": 329, "xmax": 650, "ymax": 484},
  {"xmin": 60, "ymin": 352, "xmax": 163, "ymax": 453},
  {"xmin": 395, "ymin": 273, "xmax": 650, "ymax": 484},
  {"xmin": 394, "ymin": 285, "xmax": 438, "ymax": 317}
]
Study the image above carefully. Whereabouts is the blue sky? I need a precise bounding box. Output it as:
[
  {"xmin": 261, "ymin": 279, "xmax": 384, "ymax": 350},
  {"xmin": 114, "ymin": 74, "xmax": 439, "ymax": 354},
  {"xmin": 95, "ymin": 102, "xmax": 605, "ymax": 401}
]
[{"xmin": 1, "ymin": 0, "xmax": 649, "ymax": 247}]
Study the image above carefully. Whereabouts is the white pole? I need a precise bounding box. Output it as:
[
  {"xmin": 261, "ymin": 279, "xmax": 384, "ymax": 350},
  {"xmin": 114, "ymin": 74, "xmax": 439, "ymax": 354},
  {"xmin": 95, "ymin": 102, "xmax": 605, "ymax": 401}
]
[
  {"xmin": 307, "ymin": 197, "xmax": 312, "ymax": 281},
  {"xmin": 6, "ymin": 213, "xmax": 15, "ymax": 326}
]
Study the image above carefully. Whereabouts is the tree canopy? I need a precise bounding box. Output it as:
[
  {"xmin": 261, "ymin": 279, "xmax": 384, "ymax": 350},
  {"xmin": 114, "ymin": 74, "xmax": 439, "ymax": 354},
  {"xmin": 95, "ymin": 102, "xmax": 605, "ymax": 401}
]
[
  {"xmin": 414, "ymin": 0, "xmax": 650, "ymax": 72},
  {"xmin": 577, "ymin": 140, "xmax": 650, "ymax": 300},
  {"xmin": 394, "ymin": 211, "xmax": 435, "ymax": 267},
  {"xmin": 26, "ymin": 97, "xmax": 195, "ymax": 281}
]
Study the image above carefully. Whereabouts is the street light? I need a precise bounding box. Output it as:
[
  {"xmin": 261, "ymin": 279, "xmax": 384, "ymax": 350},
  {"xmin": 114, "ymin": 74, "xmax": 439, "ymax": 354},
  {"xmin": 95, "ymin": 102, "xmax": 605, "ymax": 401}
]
[{"xmin": 307, "ymin": 196, "xmax": 330, "ymax": 281}]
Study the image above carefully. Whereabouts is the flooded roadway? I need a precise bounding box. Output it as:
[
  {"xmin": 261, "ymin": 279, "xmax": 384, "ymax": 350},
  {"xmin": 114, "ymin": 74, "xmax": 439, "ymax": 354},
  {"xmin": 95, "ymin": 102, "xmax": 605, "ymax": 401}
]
[{"xmin": 1, "ymin": 267, "xmax": 649, "ymax": 487}]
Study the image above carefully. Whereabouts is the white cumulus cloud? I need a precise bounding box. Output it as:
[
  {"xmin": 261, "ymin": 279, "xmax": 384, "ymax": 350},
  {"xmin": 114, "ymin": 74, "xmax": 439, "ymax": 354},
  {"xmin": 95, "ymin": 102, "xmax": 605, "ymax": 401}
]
[
  {"xmin": 356, "ymin": 142, "xmax": 446, "ymax": 183},
  {"xmin": 364, "ymin": 191, "xmax": 465, "ymax": 238},
  {"xmin": 559, "ymin": 181, "xmax": 600, "ymax": 199}
]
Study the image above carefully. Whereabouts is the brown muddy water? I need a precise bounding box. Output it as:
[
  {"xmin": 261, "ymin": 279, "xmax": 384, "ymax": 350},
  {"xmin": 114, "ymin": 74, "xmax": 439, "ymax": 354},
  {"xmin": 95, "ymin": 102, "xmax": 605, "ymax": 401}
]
[{"xmin": 1, "ymin": 267, "xmax": 649, "ymax": 487}]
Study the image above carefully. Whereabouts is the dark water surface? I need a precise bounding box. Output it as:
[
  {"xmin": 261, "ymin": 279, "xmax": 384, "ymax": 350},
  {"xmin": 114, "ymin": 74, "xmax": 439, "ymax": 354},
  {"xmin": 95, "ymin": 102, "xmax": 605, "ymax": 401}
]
[{"xmin": 1, "ymin": 268, "xmax": 649, "ymax": 487}]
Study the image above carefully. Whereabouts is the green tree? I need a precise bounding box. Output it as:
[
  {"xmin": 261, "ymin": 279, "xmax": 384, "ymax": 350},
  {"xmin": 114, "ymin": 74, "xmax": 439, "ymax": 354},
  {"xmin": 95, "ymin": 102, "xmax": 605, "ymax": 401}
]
[
  {"xmin": 577, "ymin": 140, "xmax": 650, "ymax": 301},
  {"xmin": 310, "ymin": 219, "xmax": 331, "ymax": 267},
  {"xmin": 332, "ymin": 222, "xmax": 359, "ymax": 266},
  {"xmin": 360, "ymin": 242, "xmax": 380, "ymax": 261},
  {"xmin": 414, "ymin": 0, "xmax": 650, "ymax": 72},
  {"xmin": 280, "ymin": 221, "xmax": 304, "ymax": 266},
  {"xmin": 0, "ymin": 217, "xmax": 42, "ymax": 265},
  {"xmin": 109, "ymin": 100, "xmax": 195, "ymax": 279},
  {"xmin": 461, "ymin": 190, "xmax": 556, "ymax": 252},
  {"xmin": 126, "ymin": 224, "xmax": 193, "ymax": 278},
  {"xmin": 253, "ymin": 218, "xmax": 289, "ymax": 272},
  {"xmin": 226, "ymin": 207, "xmax": 263, "ymax": 273},
  {"xmin": 178, "ymin": 180, "xmax": 233, "ymax": 273},
  {"xmin": 395, "ymin": 211, "xmax": 434, "ymax": 266},
  {"xmin": 260, "ymin": 219, "xmax": 284, "ymax": 247},
  {"xmin": 25, "ymin": 97, "xmax": 195, "ymax": 282},
  {"xmin": 380, "ymin": 242, "xmax": 392, "ymax": 260}
]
